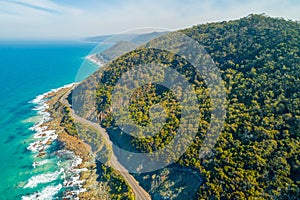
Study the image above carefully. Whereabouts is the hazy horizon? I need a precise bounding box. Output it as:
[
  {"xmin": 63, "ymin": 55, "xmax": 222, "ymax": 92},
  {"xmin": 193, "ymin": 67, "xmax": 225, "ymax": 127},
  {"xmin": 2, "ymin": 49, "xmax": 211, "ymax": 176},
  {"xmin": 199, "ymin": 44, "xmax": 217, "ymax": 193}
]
[{"xmin": 1, "ymin": 0, "xmax": 300, "ymax": 40}]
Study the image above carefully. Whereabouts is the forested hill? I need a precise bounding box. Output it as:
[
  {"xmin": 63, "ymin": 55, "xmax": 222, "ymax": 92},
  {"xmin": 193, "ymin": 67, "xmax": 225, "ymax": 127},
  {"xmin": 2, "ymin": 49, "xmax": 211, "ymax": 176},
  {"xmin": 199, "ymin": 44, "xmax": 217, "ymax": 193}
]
[
  {"xmin": 178, "ymin": 14, "xmax": 300, "ymax": 199},
  {"xmin": 74, "ymin": 14, "xmax": 300, "ymax": 199}
]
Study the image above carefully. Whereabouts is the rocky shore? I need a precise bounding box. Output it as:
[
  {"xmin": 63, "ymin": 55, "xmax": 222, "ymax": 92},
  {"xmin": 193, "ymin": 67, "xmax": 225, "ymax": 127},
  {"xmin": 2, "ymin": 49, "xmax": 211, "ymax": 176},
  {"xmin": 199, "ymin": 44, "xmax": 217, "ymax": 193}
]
[
  {"xmin": 40, "ymin": 85, "xmax": 135, "ymax": 200},
  {"xmin": 41, "ymin": 86, "xmax": 111, "ymax": 199}
]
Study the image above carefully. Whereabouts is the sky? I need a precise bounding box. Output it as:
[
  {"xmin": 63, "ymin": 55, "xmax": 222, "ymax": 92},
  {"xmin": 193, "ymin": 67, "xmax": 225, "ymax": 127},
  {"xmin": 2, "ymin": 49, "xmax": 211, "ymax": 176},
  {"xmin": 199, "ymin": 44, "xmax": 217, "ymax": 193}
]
[{"xmin": 0, "ymin": 0, "xmax": 300, "ymax": 40}]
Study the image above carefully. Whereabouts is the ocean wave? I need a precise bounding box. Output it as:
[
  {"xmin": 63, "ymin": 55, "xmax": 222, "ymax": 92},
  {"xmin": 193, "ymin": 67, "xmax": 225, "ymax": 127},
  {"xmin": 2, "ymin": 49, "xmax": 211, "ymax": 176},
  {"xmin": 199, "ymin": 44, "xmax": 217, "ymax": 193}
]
[
  {"xmin": 27, "ymin": 84, "xmax": 76, "ymax": 155},
  {"xmin": 30, "ymin": 125, "xmax": 48, "ymax": 133},
  {"xmin": 32, "ymin": 159, "xmax": 49, "ymax": 168},
  {"xmin": 28, "ymin": 83, "xmax": 76, "ymax": 126},
  {"xmin": 55, "ymin": 150, "xmax": 88, "ymax": 198},
  {"xmin": 56, "ymin": 150, "xmax": 87, "ymax": 174},
  {"xmin": 22, "ymin": 184, "xmax": 62, "ymax": 200},
  {"xmin": 24, "ymin": 168, "xmax": 64, "ymax": 189},
  {"xmin": 29, "ymin": 83, "xmax": 76, "ymax": 105},
  {"xmin": 27, "ymin": 129, "xmax": 57, "ymax": 154},
  {"xmin": 86, "ymin": 54, "xmax": 104, "ymax": 66},
  {"xmin": 22, "ymin": 116, "xmax": 41, "ymax": 124},
  {"xmin": 24, "ymin": 83, "xmax": 88, "ymax": 199},
  {"xmin": 30, "ymin": 94, "xmax": 46, "ymax": 105}
]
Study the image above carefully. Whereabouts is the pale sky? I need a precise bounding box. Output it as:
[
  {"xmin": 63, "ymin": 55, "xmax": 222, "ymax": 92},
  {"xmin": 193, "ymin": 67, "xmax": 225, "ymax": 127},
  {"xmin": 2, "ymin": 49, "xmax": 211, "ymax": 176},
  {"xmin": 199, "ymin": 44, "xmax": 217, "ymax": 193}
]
[{"xmin": 0, "ymin": 0, "xmax": 300, "ymax": 40}]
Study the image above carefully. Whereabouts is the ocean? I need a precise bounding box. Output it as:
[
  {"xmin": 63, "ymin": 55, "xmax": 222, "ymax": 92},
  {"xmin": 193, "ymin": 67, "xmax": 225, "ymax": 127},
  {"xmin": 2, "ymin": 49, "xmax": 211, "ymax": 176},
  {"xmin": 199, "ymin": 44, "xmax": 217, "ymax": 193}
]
[{"xmin": 0, "ymin": 41, "xmax": 106, "ymax": 199}]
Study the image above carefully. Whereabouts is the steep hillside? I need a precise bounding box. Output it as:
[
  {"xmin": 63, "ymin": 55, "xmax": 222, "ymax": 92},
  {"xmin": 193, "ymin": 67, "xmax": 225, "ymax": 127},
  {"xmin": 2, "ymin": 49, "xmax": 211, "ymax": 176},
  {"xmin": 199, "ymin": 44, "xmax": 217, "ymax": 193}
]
[{"xmin": 72, "ymin": 14, "xmax": 300, "ymax": 199}]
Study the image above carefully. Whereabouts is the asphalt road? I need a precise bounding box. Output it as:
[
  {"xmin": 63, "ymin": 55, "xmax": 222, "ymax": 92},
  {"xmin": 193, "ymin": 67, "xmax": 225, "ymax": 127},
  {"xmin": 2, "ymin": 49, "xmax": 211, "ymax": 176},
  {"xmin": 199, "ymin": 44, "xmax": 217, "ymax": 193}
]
[{"xmin": 61, "ymin": 88, "xmax": 151, "ymax": 200}]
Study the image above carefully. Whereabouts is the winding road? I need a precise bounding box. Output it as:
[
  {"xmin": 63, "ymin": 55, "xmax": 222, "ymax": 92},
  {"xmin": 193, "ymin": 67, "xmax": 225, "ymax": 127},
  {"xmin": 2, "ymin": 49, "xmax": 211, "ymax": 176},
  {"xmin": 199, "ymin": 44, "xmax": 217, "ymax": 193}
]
[{"xmin": 60, "ymin": 88, "xmax": 151, "ymax": 200}]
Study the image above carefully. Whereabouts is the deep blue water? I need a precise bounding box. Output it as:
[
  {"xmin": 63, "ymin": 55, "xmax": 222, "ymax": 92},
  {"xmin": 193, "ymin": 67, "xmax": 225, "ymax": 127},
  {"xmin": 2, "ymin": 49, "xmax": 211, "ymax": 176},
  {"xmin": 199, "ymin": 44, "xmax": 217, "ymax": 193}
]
[{"xmin": 0, "ymin": 41, "xmax": 103, "ymax": 199}]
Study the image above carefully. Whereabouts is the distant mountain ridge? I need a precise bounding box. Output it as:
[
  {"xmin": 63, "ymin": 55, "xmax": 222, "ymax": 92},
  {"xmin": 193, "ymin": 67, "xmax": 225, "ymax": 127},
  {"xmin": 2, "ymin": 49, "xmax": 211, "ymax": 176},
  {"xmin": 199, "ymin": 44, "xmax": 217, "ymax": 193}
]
[
  {"xmin": 85, "ymin": 35, "xmax": 113, "ymax": 43},
  {"xmin": 85, "ymin": 31, "xmax": 168, "ymax": 44},
  {"xmin": 86, "ymin": 31, "xmax": 168, "ymax": 65}
]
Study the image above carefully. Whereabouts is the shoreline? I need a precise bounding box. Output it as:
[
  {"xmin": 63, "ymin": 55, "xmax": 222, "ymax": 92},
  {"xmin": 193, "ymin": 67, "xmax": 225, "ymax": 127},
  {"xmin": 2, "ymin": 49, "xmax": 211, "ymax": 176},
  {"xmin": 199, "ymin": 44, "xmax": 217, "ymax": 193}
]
[
  {"xmin": 22, "ymin": 84, "xmax": 96, "ymax": 199},
  {"xmin": 85, "ymin": 54, "xmax": 105, "ymax": 67},
  {"xmin": 23, "ymin": 81, "xmax": 201, "ymax": 199}
]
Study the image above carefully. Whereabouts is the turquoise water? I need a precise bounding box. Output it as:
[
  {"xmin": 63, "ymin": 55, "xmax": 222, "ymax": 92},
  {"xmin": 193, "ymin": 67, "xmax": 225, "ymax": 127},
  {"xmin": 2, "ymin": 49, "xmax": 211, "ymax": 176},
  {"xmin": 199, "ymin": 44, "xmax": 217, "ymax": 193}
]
[{"xmin": 0, "ymin": 41, "xmax": 104, "ymax": 199}]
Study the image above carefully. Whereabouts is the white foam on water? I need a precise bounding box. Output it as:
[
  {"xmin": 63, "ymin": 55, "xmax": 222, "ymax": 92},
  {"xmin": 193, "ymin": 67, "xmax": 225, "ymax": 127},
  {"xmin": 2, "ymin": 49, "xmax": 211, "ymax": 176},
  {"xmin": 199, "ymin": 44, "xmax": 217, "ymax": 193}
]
[
  {"xmin": 30, "ymin": 94, "xmax": 45, "ymax": 104},
  {"xmin": 31, "ymin": 127, "xmax": 50, "ymax": 136},
  {"xmin": 22, "ymin": 184, "xmax": 62, "ymax": 200},
  {"xmin": 63, "ymin": 188, "xmax": 87, "ymax": 200},
  {"xmin": 24, "ymin": 83, "xmax": 89, "ymax": 199},
  {"xmin": 22, "ymin": 116, "xmax": 41, "ymax": 124},
  {"xmin": 86, "ymin": 54, "xmax": 104, "ymax": 66},
  {"xmin": 27, "ymin": 129, "xmax": 57, "ymax": 153},
  {"xmin": 32, "ymin": 159, "xmax": 49, "ymax": 168},
  {"xmin": 24, "ymin": 168, "xmax": 64, "ymax": 188},
  {"xmin": 63, "ymin": 174, "xmax": 85, "ymax": 188},
  {"xmin": 33, "ymin": 104, "xmax": 49, "ymax": 111},
  {"xmin": 55, "ymin": 150, "xmax": 88, "ymax": 198},
  {"xmin": 29, "ymin": 83, "xmax": 76, "ymax": 104}
]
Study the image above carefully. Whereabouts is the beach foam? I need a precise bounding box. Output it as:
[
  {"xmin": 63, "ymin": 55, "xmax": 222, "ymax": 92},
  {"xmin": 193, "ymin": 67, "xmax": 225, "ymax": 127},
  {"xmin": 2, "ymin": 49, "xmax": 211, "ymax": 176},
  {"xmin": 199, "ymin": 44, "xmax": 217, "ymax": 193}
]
[
  {"xmin": 27, "ymin": 132, "xmax": 57, "ymax": 154},
  {"xmin": 22, "ymin": 184, "xmax": 62, "ymax": 200},
  {"xmin": 55, "ymin": 149, "xmax": 88, "ymax": 198},
  {"xmin": 23, "ymin": 83, "xmax": 87, "ymax": 199},
  {"xmin": 27, "ymin": 84, "xmax": 77, "ymax": 155},
  {"xmin": 32, "ymin": 159, "xmax": 49, "ymax": 168},
  {"xmin": 86, "ymin": 54, "xmax": 104, "ymax": 66},
  {"xmin": 29, "ymin": 83, "xmax": 76, "ymax": 105},
  {"xmin": 24, "ymin": 168, "xmax": 64, "ymax": 188}
]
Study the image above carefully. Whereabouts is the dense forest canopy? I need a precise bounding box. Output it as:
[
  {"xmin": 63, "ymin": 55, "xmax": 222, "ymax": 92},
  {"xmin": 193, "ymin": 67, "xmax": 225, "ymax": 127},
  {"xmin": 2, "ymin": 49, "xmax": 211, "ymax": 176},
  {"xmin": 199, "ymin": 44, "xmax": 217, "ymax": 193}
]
[{"xmin": 77, "ymin": 14, "xmax": 300, "ymax": 199}]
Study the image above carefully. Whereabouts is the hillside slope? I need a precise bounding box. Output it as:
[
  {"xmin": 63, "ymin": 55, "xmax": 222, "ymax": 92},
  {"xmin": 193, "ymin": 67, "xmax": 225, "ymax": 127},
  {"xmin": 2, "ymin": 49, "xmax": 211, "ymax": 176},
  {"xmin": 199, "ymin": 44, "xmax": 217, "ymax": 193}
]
[{"xmin": 72, "ymin": 14, "xmax": 300, "ymax": 199}]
